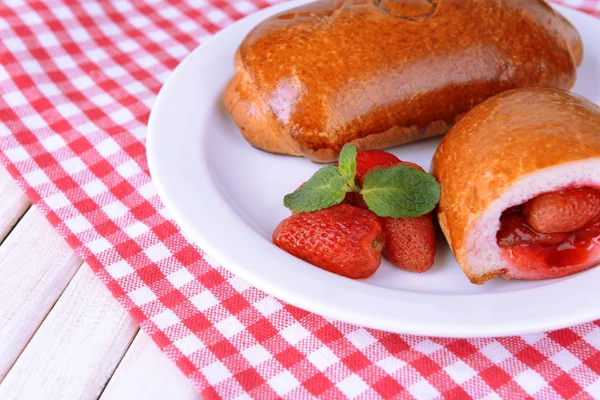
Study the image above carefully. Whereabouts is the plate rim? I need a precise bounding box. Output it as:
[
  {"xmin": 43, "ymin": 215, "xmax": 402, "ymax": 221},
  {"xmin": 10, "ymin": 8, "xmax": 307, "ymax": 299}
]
[{"xmin": 147, "ymin": 1, "xmax": 600, "ymax": 338}]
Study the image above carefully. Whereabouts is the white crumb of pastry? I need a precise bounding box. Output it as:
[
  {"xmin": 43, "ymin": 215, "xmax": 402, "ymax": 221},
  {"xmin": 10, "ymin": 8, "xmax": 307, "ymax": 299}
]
[{"xmin": 465, "ymin": 158, "xmax": 600, "ymax": 276}]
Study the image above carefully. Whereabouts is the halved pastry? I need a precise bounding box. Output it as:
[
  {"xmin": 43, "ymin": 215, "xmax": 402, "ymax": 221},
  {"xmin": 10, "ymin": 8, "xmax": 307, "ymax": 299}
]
[{"xmin": 432, "ymin": 88, "xmax": 600, "ymax": 284}]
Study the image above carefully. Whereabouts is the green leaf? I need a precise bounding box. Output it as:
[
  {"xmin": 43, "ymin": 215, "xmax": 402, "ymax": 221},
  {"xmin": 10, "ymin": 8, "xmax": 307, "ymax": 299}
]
[
  {"xmin": 361, "ymin": 165, "xmax": 440, "ymax": 218},
  {"xmin": 337, "ymin": 144, "xmax": 357, "ymax": 179},
  {"xmin": 284, "ymin": 166, "xmax": 350, "ymax": 212}
]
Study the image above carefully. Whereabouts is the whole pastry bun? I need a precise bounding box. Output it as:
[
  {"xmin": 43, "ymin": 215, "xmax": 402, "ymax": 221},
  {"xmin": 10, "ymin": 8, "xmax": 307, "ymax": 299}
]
[{"xmin": 225, "ymin": 0, "xmax": 583, "ymax": 162}]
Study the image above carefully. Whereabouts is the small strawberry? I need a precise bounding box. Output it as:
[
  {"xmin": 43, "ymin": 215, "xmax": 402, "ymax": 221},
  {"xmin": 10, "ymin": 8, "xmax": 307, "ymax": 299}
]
[
  {"xmin": 523, "ymin": 187, "xmax": 600, "ymax": 233},
  {"xmin": 335, "ymin": 150, "xmax": 426, "ymax": 209},
  {"xmin": 333, "ymin": 150, "xmax": 401, "ymax": 207},
  {"xmin": 353, "ymin": 150, "xmax": 402, "ymax": 181},
  {"xmin": 273, "ymin": 204, "xmax": 384, "ymax": 279},
  {"xmin": 356, "ymin": 150, "xmax": 424, "ymax": 184},
  {"xmin": 345, "ymin": 151, "xmax": 436, "ymax": 272},
  {"xmin": 497, "ymin": 213, "xmax": 569, "ymax": 247},
  {"xmin": 382, "ymin": 214, "xmax": 436, "ymax": 272},
  {"xmin": 335, "ymin": 149, "xmax": 423, "ymax": 183}
]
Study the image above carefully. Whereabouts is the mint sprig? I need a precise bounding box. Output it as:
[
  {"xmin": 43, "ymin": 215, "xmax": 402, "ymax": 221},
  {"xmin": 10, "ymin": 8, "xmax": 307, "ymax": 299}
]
[
  {"xmin": 283, "ymin": 166, "xmax": 353, "ymax": 212},
  {"xmin": 283, "ymin": 144, "xmax": 440, "ymax": 218},
  {"xmin": 361, "ymin": 165, "xmax": 440, "ymax": 218},
  {"xmin": 337, "ymin": 144, "xmax": 357, "ymax": 180}
]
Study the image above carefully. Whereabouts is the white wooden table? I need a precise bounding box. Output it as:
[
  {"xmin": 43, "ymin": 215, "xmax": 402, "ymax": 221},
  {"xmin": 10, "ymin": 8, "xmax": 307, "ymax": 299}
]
[{"xmin": 0, "ymin": 166, "xmax": 201, "ymax": 399}]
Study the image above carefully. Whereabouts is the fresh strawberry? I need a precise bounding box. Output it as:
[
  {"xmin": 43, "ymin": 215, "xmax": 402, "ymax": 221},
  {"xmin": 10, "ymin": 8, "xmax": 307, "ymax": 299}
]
[
  {"xmin": 497, "ymin": 213, "xmax": 569, "ymax": 247},
  {"xmin": 350, "ymin": 192, "xmax": 370, "ymax": 210},
  {"xmin": 283, "ymin": 145, "xmax": 439, "ymax": 274},
  {"xmin": 334, "ymin": 150, "xmax": 402, "ymax": 207},
  {"xmin": 273, "ymin": 204, "xmax": 384, "ymax": 278},
  {"xmin": 337, "ymin": 150, "xmax": 425, "ymax": 209},
  {"xmin": 354, "ymin": 150, "xmax": 403, "ymax": 181},
  {"xmin": 382, "ymin": 214, "xmax": 436, "ymax": 272},
  {"xmin": 340, "ymin": 151, "xmax": 436, "ymax": 271},
  {"xmin": 340, "ymin": 191, "xmax": 362, "ymax": 207},
  {"xmin": 354, "ymin": 152, "xmax": 434, "ymax": 270},
  {"xmin": 522, "ymin": 187, "xmax": 600, "ymax": 233},
  {"xmin": 336, "ymin": 149, "xmax": 423, "ymax": 182}
]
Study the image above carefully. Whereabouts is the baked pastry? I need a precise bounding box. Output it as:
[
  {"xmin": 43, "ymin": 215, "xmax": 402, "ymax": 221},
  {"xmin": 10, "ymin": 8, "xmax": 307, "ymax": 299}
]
[
  {"xmin": 224, "ymin": 0, "xmax": 583, "ymax": 163},
  {"xmin": 432, "ymin": 88, "xmax": 600, "ymax": 284}
]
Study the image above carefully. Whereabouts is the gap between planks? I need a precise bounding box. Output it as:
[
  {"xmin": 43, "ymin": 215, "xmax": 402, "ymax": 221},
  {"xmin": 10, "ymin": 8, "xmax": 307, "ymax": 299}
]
[
  {"xmin": 0, "ymin": 166, "xmax": 198, "ymax": 399},
  {"xmin": 0, "ymin": 167, "xmax": 139, "ymax": 399},
  {"xmin": 0, "ymin": 169, "xmax": 70, "ymax": 379},
  {"xmin": 0, "ymin": 258, "xmax": 139, "ymax": 399},
  {"xmin": 0, "ymin": 166, "xmax": 30, "ymax": 244},
  {"xmin": 101, "ymin": 331, "xmax": 199, "ymax": 400}
]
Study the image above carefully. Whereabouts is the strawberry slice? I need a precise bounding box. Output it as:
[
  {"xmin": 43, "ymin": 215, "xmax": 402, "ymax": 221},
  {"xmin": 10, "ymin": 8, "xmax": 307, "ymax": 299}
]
[
  {"xmin": 523, "ymin": 187, "xmax": 600, "ymax": 233},
  {"xmin": 497, "ymin": 213, "xmax": 569, "ymax": 247}
]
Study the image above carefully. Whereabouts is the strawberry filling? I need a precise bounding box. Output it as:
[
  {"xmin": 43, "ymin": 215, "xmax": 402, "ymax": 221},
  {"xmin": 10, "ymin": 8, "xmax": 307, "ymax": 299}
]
[{"xmin": 496, "ymin": 187, "xmax": 600, "ymax": 279}]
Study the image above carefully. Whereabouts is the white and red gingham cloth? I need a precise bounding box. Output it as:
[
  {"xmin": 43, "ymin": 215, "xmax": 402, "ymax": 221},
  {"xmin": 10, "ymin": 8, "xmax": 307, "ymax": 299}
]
[{"xmin": 1, "ymin": 0, "xmax": 600, "ymax": 398}]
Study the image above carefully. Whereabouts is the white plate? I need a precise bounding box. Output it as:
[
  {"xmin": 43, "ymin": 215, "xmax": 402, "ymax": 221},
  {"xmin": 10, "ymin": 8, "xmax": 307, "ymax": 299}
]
[{"xmin": 147, "ymin": 1, "xmax": 600, "ymax": 338}]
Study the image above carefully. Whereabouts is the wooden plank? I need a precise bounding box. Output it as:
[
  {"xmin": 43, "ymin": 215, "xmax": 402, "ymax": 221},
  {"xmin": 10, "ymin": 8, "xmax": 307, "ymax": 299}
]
[
  {"xmin": 0, "ymin": 262, "xmax": 138, "ymax": 400},
  {"xmin": 0, "ymin": 166, "xmax": 192, "ymax": 398},
  {"xmin": 0, "ymin": 166, "xmax": 30, "ymax": 243},
  {"xmin": 0, "ymin": 207, "xmax": 82, "ymax": 381},
  {"xmin": 101, "ymin": 331, "xmax": 200, "ymax": 400}
]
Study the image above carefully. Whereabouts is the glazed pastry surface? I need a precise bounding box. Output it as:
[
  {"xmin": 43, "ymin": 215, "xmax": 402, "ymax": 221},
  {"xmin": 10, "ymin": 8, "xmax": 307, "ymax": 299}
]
[{"xmin": 225, "ymin": 0, "xmax": 582, "ymax": 162}]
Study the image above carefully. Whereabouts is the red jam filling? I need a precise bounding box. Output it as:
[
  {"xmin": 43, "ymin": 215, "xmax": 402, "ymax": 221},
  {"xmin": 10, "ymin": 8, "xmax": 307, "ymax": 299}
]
[{"xmin": 496, "ymin": 187, "xmax": 600, "ymax": 276}]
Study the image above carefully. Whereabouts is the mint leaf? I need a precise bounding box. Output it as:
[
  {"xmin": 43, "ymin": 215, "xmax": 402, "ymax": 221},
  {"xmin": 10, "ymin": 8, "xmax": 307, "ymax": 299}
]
[
  {"xmin": 283, "ymin": 145, "xmax": 359, "ymax": 212},
  {"xmin": 361, "ymin": 165, "xmax": 440, "ymax": 218},
  {"xmin": 284, "ymin": 166, "xmax": 350, "ymax": 212},
  {"xmin": 282, "ymin": 145, "xmax": 438, "ymax": 217},
  {"xmin": 337, "ymin": 144, "xmax": 357, "ymax": 179}
]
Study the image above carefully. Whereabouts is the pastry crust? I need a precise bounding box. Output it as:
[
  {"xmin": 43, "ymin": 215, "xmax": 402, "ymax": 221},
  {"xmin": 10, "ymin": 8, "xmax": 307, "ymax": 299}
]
[
  {"xmin": 432, "ymin": 88, "xmax": 600, "ymax": 284},
  {"xmin": 224, "ymin": 0, "xmax": 583, "ymax": 163}
]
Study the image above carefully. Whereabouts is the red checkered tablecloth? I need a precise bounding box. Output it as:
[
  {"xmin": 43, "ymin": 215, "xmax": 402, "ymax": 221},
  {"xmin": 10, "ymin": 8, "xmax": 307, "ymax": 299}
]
[{"xmin": 1, "ymin": 0, "xmax": 600, "ymax": 398}]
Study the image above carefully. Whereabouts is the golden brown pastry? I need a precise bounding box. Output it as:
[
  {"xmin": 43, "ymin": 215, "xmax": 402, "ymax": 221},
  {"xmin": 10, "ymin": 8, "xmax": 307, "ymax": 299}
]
[
  {"xmin": 432, "ymin": 88, "xmax": 600, "ymax": 284},
  {"xmin": 224, "ymin": 0, "xmax": 583, "ymax": 163}
]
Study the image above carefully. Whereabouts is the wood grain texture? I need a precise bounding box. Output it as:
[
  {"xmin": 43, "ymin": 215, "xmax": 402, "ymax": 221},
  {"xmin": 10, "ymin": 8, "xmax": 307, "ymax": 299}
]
[
  {"xmin": 0, "ymin": 262, "xmax": 138, "ymax": 400},
  {"xmin": 0, "ymin": 207, "xmax": 82, "ymax": 381},
  {"xmin": 0, "ymin": 168, "xmax": 196, "ymax": 398},
  {"xmin": 0, "ymin": 167, "xmax": 30, "ymax": 243},
  {"xmin": 101, "ymin": 331, "xmax": 200, "ymax": 400}
]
